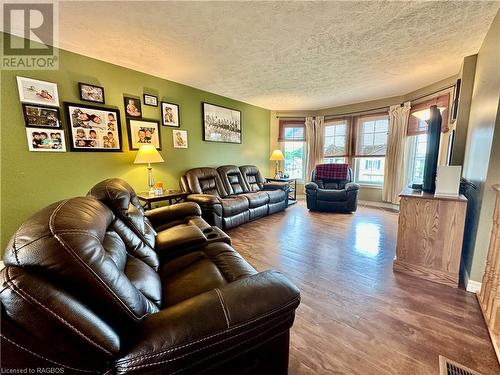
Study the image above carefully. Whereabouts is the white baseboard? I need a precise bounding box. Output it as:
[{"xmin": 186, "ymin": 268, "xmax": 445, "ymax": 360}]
[
  {"xmin": 466, "ymin": 280, "xmax": 482, "ymax": 293},
  {"xmin": 463, "ymin": 267, "xmax": 482, "ymax": 293},
  {"xmin": 359, "ymin": 200, "xmax": 399, "ymax": 211}
]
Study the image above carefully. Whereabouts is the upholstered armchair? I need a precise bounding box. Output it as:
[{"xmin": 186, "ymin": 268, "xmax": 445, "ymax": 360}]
[{"xmin": 305, "ymin": 163, "xmax": 360, "ymax": 212}]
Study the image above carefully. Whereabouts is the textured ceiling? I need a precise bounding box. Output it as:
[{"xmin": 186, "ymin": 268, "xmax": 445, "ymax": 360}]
[{"xmin": 12, "ymin": 1, "xmax": 500, "ymax": 110}]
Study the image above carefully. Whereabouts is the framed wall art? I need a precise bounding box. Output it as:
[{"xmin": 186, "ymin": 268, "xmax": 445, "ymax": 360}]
[
  {"xmin": 124, "ymin": 96, "xmax": 142, "ymax": 117},
  {"xmin": 143, "ymin": 94, "xmax": 158, "ymax": 107},
  {"xmin": 161, "ymin": 101, "xmax": 180, "ymax": 127},
  {"xmin": 64, "ymin": 102, "xmax": 122, "ymax": 152},
  {"xmin": 79, "ymin": 83, "xmax": 105, "ymax": 104},
  {"xmin": 22, "ymin": 104, "xmax": 61, "ymax": 128},
  {"xmin": 16, "ymin": 76, "xmax": 59, "ymax": 107},
  {"xmin": 173, "ymin": 129, "xmax": 188, "ymax": 148},
  {"xmin": 202, "ymin": 102, "xmax": 241, "ymax": 144},
  {"xmin": 26, "ymin": 128, "xmax": 66, "ymax": 152},
  {"xmin": 127, "ymin": 119, "xmax": 161, "ymax": 150}
]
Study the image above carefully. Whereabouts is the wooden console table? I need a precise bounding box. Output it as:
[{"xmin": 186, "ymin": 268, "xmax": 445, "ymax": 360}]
[
  {"xmin": 393, "ymin": 187, "xmax": 467, "ymax": 288},
  {"xmin": 478, "ymin": 184, "xmax": 500, "ymax": 361}
]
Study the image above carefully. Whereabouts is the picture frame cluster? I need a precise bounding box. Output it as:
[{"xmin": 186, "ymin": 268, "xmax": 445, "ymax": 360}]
[{"xmin": 16, "ymin": 75, "xmax": 243, "ymax": 153}]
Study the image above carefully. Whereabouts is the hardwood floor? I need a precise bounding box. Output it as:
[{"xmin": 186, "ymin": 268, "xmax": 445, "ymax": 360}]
[{"xmin": 226, "ymin": 201, "xmax": 500, "ymax": 375}]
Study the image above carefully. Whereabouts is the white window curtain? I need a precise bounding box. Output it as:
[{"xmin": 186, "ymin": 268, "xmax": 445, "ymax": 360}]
[
  {"xmin": 305, "ymin": 116, "xmax": 324, "ymax": 181},
  {"xmin": 382, "ymin": 102, "xmax": 411, "ymax": 204}
]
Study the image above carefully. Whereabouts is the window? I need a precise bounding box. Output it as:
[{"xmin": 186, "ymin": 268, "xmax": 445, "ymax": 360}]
[
  {"xmin": 354, "ymin": 157, "xmax": 385, "ymax": 185},
  {"xmin": 324, "ymin": 120, "xmax": 348, "ymax": 161},
  {"xmin": 324, "ymin": 157, "xmax": 347, "ymax": 164},
  {"xmin": 279, "ymin": 119, "xmax": 305, "ymax": 180},
  {"xmin": 407, "ymin": 134, "xmax": 428, "ymax": 184},
  {"xmin": 353, "ymin": 114, "xmax": 389, "ymax": 186},
  {"xmin": 283, "ymin": 141, "xmax": 305, "ymax": 179}
]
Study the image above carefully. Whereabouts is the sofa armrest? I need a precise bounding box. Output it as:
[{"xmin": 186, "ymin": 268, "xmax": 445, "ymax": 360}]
[
  {"xmin": 345, "ymin": 182, "xmax": 360, "ymax": 192},
  {"xmin": 186, "ymin": 193, "xmax": 221, "ymax": 205},
  {"xmin": 115, "ymin": 270, "xmax": 300, "ymax": 374},
  {"xmin": 305, "ymin": 182, "xmax": 318, "ymax": 191},
  {"xmin": 145, "ymin": 202, "xmax": 201, "ymax": 227}
]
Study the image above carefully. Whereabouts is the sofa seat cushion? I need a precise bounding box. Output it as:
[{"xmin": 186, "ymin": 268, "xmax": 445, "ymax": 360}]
[
  {"xmin": 317, "ymin": 189, "xmax": 347, "ymax": 202},
  {"xmin": 220, "ymin": 196, "xmax": 249, "ymax": 216},
  {"xmin": 240, "ymin": 191, "xmax": 269, "ymax": 208},
  {"xmin": 265, "ymin": 189, "xmax": 286, "ymax": 204},
  {"xmin": 160, "ymin": 242, "xmax": 256, "ymax": 307},
  {"xmin": 156, "ymin": 225, "xmax": 207, "ymax": 253}
]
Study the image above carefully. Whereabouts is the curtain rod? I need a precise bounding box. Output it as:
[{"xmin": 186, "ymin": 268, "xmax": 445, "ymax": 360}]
[{"xmin": 276, "ymin": 84, "xmax": 455, "ymax": 119}]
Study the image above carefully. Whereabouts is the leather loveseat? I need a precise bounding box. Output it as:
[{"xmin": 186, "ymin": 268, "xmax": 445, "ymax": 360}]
[
  {"xmin": 180, "ymin": 165, "xmax": 288, "ymax": 230},
  {"xmin": 0, "ymin": 179, "xmax": 300, "ymax": 374},
  {"xmin": 305, "ymin": 163, "xmax": 360, "ymax": 212}
]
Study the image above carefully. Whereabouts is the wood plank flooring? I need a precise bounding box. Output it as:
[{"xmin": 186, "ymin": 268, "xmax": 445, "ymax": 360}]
[{"xmin": 226, "ymin": 201, "xmax": 500, "ymax": 375}]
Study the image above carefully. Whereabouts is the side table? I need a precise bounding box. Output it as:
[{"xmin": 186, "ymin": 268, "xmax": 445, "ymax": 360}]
[{"xmin": 137, "ymin": 190, "xmax": 188, "ymax": 210}]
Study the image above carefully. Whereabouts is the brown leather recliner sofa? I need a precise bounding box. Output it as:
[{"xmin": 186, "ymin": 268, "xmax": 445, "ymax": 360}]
[
  {"xmin": 0, "ymin": 178, "xmax": 300, "ymax": 374},
  {"xmin": 180, "ymin": 165, "xmax": 289, "ymax": 230}
]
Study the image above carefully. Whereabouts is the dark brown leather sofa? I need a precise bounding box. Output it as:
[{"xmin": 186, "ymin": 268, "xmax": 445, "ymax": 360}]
[
  {"xmin": 0, "ymin": 179, "xmax": 300, "ymax": 374},
  {"xmin": 180, "ymin": 165, "xmax": 288, "ymax": 230}
]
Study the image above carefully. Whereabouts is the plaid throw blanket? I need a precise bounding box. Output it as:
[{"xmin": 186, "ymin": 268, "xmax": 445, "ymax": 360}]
[{"xmin": 315, "ymin": 163, "xmax": 349, "ymax": 180}]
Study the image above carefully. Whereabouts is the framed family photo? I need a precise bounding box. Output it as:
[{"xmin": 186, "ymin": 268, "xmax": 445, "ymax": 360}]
[
  {"xmin": 79, "ymin": 83, "xmax": 105, "ymax": 104},
  {"xmin": 124, "ymin": 96, "xmax": 142, "ymax": 117},
  {"xmin": 127, "ymin": 119, "xmax": 161, "ymax": 150},
  {"xmin": 26, "ymin": 128, "xmax": 66, "ymax": 152},
  {"xmin": 22, "ymin": 104, "xmax": 61, "ymax": 128},
  {"xmin": 16, "ymin": 76, "xmax": 59, "ymax": 107},
  {"xmin": 161, "ymin": 102, "xmax": 180, "ymax": 127},
  {"xmin": 202, "ymin": 102, "xmax": 241, "ymax": 144},
  {"xmin": 64, "ymin": 102, "xmax": 122, "ymax": 152},
  {"xmin": 173, "ymin": 129, "xmax": 188, "ymax": 148},
  {"xmin": 143, "ymin": 94, "xmax": 158, "ymax": 107}
]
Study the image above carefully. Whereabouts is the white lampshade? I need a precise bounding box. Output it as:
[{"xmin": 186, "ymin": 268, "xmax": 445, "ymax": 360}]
[
  {"xmin": 411, "ymin": 107, "xmax": 446, "ymax": 122},
  {"xmin": 269, "ymin": 149, "xmax": 285, "ymax": 161},
  {"xmin": 134, "ymin": 145, "xmax": 164, "ymax": 164}
]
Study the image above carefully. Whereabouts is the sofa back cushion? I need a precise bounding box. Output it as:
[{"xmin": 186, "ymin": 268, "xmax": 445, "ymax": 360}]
[
  {"xmin": 239, "ymin": 165, "xmax": 266, "ymax": 192},
  {"xmin": 217, "ymin": 165, "xmax": 249, "ymax": 195},
  {"xmin": 312, "ymin": 167, "xmax": 353, "ymax": 190},
  {"xmin": 88, "ymin": 178, "xmax": 157, "ymax": 253},
  {"xmin": 1, "ymin": 197, "xmax": 161, "ymax": 331},
  {"xmin": 185, "ymin": 167, "xmax": 228, "ymax": 197}
]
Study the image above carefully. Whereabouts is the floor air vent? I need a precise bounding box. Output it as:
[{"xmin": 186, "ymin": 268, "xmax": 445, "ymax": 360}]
[{"xmin": 439, "ymin": 356, "xmax": 482, "ymax": 375}]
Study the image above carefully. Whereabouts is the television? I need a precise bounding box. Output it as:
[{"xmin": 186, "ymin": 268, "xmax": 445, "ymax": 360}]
[{"xmin": 422, "ymin": 105, "xmax": 442, "ymax": 192}]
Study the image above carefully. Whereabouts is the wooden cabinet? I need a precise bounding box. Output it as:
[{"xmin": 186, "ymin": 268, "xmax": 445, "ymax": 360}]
[
  {"xmin": 394, "ymin": 188, "xmax": 467, "ymax": 288},
  {"xmin": 478, "ymin": 185, "xmax": 500, "ymax": 361}
]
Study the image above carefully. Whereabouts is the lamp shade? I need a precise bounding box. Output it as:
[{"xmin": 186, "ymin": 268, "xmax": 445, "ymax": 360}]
[
  {"xmin": 411, "ymin": 106, "xmax": 446, "ymax": 122},
  {"xmin": 269, "ymin": 149, "xmax": 285, "ymax": 161},
  {"xmin": 134, "ymin": 145, "xmax": 164, "ymax": 164}
]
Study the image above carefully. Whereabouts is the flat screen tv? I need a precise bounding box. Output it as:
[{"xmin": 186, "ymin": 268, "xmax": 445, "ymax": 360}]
[{"xmin": 423, "ymin": 105, "xmax": 442, "ymax": 192}]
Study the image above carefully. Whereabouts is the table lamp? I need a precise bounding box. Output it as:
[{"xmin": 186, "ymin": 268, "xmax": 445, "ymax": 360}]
[
  {"xmin": 134, "ymin": 145, "xmax": 164, "ymax": 195},
  {"xmin": 269, "ymin": 149, "xmax": 284, "ymax": 179}
]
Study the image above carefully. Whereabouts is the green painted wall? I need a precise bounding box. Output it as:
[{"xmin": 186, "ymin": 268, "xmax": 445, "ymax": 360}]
[{"xmin": 0, "ymin": 39, "xmax": 270, "ymax": 251}]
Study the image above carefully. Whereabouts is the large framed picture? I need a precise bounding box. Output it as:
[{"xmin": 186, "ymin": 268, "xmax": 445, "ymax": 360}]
[
  {"xmin": 173, "ymin": 129, "xmax": 188, "ymax": 148},
  {"xmin": 202, "ymin": 102, "xmax": 241, "ymax": 144},
  {"xmin": 26, "ymin": 128, "xmax": 66, "ymax": 152},
  {"xmin": 161, "ymin": 101, "xmax": 180, "ymax": 127},
  {"xmin": 127, "ymin": 119, "xmax": 161, "ymax": 150},
  {"xmin": 124, "ymin": 96, "xmax": 142, "ymax": 117},
  {"xmin": 16, "ymin": 76, "xmax": 59, "ymax": 107},
  {"xmin": 79, "ymin": 83, "xmax": 105, "ymax": 104},
  {"xmin": 64, "ymin": 102, "xmax": 122, "ymax": 152},
  {"xmin": 22, "ymin": 104, "xmax": 61, "ymax": 128}
]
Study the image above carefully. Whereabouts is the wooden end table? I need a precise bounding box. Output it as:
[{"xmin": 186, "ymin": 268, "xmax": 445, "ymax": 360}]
[
  {"xmin": 265, "ymin": 177, "xmax": 298, "ymax": 205},
  {"xmin": 137, "ymin": 190, "xmax": 188, "ymax": 210}
]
